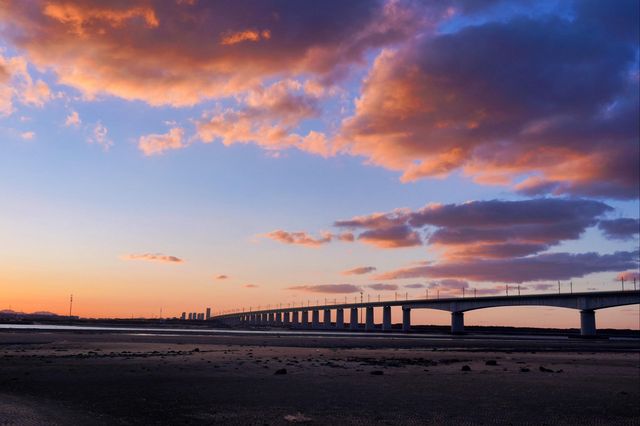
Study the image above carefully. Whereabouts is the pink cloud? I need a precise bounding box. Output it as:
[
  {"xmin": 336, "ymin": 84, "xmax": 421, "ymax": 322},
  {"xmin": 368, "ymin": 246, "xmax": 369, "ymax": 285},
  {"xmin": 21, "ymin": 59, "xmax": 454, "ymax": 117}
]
[
  {"xmin": 121, "ymin": 253, "xmax": 184, "ymax": 264},
  {"xmin": 263, "ymin": 230, "xmax": 353, "ymax": 247},
  {"xmin": 138, "ymin": 127, "xmax": 185, "ymax": 156},
  {"xmin": 215, "ymin": 275, "xmax": 228, "ymax": 280},
  {"xmin": 243, "ymin": 284, "xmax": 259, "ymax": 288},
  {"xmin": 367, "ymin": 283, "xmax": 398, "ymax": 291},
  {"xmin": 286, "ymin": 284, "xmax": 361, "ymax": 294},
  {"xmin": 342, "ymin": 266, "xmax": 377, "ymax": 275}
]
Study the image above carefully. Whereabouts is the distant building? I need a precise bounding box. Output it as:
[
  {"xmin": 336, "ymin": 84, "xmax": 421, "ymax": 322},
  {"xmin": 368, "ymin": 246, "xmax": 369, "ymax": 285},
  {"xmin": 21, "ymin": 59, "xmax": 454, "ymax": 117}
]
[
  {"xmin": 180, "ymin": 312, "xmax": 186, "ymax": 320},
  {"xmin": 198, "ymin": 313, "xmax": 204, "ymax": 320},
  {"xmin": 188, "ymin": 313, "xmax": 193, "ymax": 320},
  {"xmin": 206, "ymin": 307, "xmax": 211, "ymax": 320}
]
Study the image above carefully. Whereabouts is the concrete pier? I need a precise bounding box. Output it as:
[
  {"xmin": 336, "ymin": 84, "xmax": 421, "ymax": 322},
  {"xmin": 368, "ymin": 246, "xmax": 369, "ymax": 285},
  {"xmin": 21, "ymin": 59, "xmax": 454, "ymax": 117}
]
[
  {"xmin": 580, "ymin": 309, "xmax": 596, "ymax": 336},
  {"xmin": 312, "ymin": 310, "xmax": 320, "ymax": 329},
  {"xmin": 402, "ymin": 308, "xmax": 411, "ymax": 332},
  {"xmin": 276, "ymin": 312, "xmax": 282, "ymax": 326},
  {"xmin": 365, "ymin": 306, "xmax": 375, "ymax": 331},
  {"xmin": 350, "ymin": 307, "xmax": 358, "ymax": 330},
  {"xmin": 382, "ymin": 306, "xmax": 392, "ymax": 331},
  {"xmin": 283, "ymin": 311, "xmax": 290, "ymax": 325},
  {"xmin": 292, "ymin": 311, "xmax": 299, "ymax": 325},
  {"xmin": 336, "ymin": 308, "xmax": 344, "ymax": 329},
  {"xmin": 301, "ymin": 310, "xmax": 309, "ymax": 328},
  {"xmin": 451, "ymin": 311, "xmax": 464, "ymax": 334},
  {"xmin": 323, "ymin": 309, "xmax": 331, "ymax": 329}
]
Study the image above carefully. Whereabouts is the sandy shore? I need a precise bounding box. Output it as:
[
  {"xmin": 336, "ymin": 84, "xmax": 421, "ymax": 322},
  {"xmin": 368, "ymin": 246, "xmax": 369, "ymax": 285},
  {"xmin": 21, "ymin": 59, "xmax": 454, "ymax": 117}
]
[{"xmin": 1, "ymin": 330, "xmax": 639, "ymax": 425}]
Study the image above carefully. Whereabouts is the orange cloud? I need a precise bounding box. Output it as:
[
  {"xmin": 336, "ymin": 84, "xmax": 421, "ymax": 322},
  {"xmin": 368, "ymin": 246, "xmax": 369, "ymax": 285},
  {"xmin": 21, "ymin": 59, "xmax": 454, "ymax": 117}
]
[
  {"xmin": 220, "ymin": 29, "xmax": 271, "ymax": 46},
  {"xmin": 0, "ymin": 0, "xmax": 417, "ymax": 107},
  {"xmin": 215, "ymin": 274, "xmax": 228, "ymax": 280},
  {"xmin": 121, "ymin": 253, "xmax": 184, "ymax": 264},
  {"xmin": 0, "ymin": 52, "xmax": 51, "ymax": 115},
  {"xmin": 138, "ymin": 127, "xmax": 185, "ymax": 156},
  {"xmin": 65, "ymin": 110, "xmax": 81, "ymax": 127}
]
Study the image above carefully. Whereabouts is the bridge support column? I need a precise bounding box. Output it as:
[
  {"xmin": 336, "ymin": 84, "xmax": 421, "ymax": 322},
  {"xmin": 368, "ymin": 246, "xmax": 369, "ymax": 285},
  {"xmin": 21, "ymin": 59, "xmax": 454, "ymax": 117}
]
[
  {"xmin": 292, "ymin": 311, "xmax": 299, "ymax": 326},
  {"xmin": 283, "ymin": 312, "xmax": 290, "ymax": 325},
  {"xmin": 312, "ymin": 310, "xmax": 320, "ymax": 329},
  {"xmin": 402, "ymin": 308, "xmax": 411, "ymax": 332},
  {"xmin": 451, "ymin": 311, "xmax": 464, "ymax": 334},
  {"xmin": 350, "ymin": 308, "xmax": 358, "ymax": 330},
  {"xmin": 270, "ymin": 312, "xmax": 275, "ymax": 325},
  {"xmin": 323, "ymin": 309, "xmax": 331, "ymax": 329},
  {"xmin": 580, "ymin": 309, "xmax": 596, "ymax": 337},
  {"xmin": 336, "ymin": 309, "xmax": 344, "ymax": 329},
  {"xmin": 365, "ymin": 306, "xmax": 375, "ymax": 331},
  {"xmin": 301, "ymin": 310, "xmax": 309, "ymax": 328},
  {"xmin": 382, "ymin": 306, "xmax": 392, "ymax": 331},
  {"xmin": 276, "ymin": 312, "xmax": 282, "ymax": 326}
]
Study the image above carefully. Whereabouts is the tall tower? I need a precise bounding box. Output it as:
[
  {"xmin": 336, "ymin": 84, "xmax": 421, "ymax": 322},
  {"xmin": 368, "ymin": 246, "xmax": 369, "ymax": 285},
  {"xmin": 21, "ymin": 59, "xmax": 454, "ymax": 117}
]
[{"xmin": 206, "ymin": 307, "xmax": 211, "ymax": 320}]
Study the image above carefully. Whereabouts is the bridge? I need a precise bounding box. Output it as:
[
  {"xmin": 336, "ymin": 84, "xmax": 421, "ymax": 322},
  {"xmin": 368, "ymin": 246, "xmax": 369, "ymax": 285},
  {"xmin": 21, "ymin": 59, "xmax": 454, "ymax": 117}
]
[{"xmin": 212, "ymin": 290, "xmax": 640, "ymax": 336}]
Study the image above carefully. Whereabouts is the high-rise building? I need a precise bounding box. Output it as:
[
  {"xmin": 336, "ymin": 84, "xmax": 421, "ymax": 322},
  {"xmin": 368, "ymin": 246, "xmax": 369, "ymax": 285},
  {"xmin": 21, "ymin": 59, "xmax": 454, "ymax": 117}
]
[
  {"xmin": 206, "ymin": 307, "xmax": 211, "ymax": 320},
  {"xmin": 181, "ymin": 312, "xmax": 186, "ymax": 320}
]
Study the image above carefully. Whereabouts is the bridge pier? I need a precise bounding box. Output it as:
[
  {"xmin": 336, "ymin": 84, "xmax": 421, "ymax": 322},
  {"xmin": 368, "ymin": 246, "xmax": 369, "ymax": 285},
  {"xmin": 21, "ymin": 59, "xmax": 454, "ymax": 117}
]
[
  {"xmin": 365, "ymin": 306, "xmax": 375, "ymax": 331},
  {"xmin": 350, "ymin": 307, "xmax": 358, "ymax": 330},
  {"xmin": 580, "ymin": 309, "xmax": 596, "ymax": 336},
  {"xmin": 323, "ymin": 309, "xmax": 331, "ymax": 329},
  {"xmin": 312, "ymin": 310, "xmax": 320, "ymax": 329},
  {"xmin": 283, "ymin": 311, "xmax": 290, "ymax": 326},
  {"xmin": 382, "ymin": 306, "xmax": 392, "ymax": 331},
  {"xmin": 402, "ymin": 308, "xmax": 411, "ymax": 332},
  {"xmin": 336, "ymin": 308, "xmax": 344, "ymax": 329},
  {"xmin": 301, "ymin": 310, "xmax": 309, "ymax": 328},
  {"xmin": 292, "ymin": 311, "xmax": 299, "ymax": 326},
  {"xmin": 451, "ymin": 311, "xmax": 464, "ymax": 334},
  {"xmin": 276, "ymin": 312, "xmax": 282, "ymax": 326}
]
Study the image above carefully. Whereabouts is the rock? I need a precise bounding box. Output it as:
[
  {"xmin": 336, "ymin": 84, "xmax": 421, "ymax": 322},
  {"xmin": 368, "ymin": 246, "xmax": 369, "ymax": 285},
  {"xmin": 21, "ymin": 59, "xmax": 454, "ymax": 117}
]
[
  {"xmin": 520, "ymin": 367, "xmax": 530, "ymax": 373},
  {"xmin": 485, "ymin": 360, "xmax": 498, "ymax": 366},
  {"xmin": 461, "ymin": 365, "xmax": 471, "ymax": 371},
  {"xmin": 539, "ymin": 366, "xmax": 553, "ymax": 373},
  {"xmin": 193, "ymin": 348, "xmax": 200, "ymax": 352},
  {"xmin": 370, "ymin": 370, "xmax": 384, "ymax": 375},
  {"xmin": 284, "ymin": 412, "xmax": 312, "ymax": 423},
  {"xmin": 275, "ymin": 368, "xmax": 287, "ymax": 375}
]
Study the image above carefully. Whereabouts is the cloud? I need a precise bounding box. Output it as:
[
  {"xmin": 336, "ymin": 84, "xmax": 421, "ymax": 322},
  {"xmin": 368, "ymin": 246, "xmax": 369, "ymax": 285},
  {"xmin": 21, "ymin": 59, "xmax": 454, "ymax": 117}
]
[
  {"xmin": 138, "ymin": 127, "xmax": 185, "ymax": 156},
  {"xmin": 243, "ymin": 284, "xmax": 259, "ymax": 288},
  {"xmin": 598, "ymin": 218, "xmax": 640, "ymax": 240},
  {"xmin": 65, "ymin": 110, "xmax": 81, "ymax": 127},
  {"xmin": 342, "ymin": 266, "xmax": 377, "ymax": 275},
  {"xmin": 262, "ymin": 230, "xmax": 353, "ymax": 247},
  {"xmin": 404, "ymin": 283, "xmax": 425, "ymax": 289},
  {"xmin": 20, "ymin": 131, "xmax": 35, "ymax": 140},
  {"xmin": 615, "ymin": 271, "xmax": 639, "ymax": 282},
  {"xmin": 215, "ymin": 275, "xmax": 228, "ymax": 280},
  {"xmin": 286, "ymin": 284, "xmax": 362, "ymax": 294},
  {"xmin": 195, "ymin": 80, "xmax": 334, "ymax": 157},
  {"xmin": 333, "ymin": 198, "xmax": 612, "ymax": 257},
  {"xmin": 0, "ymin": 52, "xmax": 51, "ymax": 115},
  {"xmin": 377, "ymin": 251, "xmax": 639, "ymax": 283},
  {"xmin": 0, "ymin": 0, "xmax": 419, "ymax": 107},
  {"xmin": 89, "ymin": 122, "xmax": 113, "ymax": 151},
  {"xmin": 367, "ymin": 283, "xmax": 398, "ymax": 291},
  {"xmin": 121, "ymin": 253, "xmax": 184, "ymax": 264},
  {"xmin": 338, "ymin": 4, "xmax": 639, "ymax": 198}
]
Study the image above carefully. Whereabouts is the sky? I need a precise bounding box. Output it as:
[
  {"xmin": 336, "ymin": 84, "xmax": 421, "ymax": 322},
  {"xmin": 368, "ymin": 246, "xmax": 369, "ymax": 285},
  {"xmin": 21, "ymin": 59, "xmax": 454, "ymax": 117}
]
[{"xmin": 0, "ymin": 0, "xmax": 638, "ymax": 329}]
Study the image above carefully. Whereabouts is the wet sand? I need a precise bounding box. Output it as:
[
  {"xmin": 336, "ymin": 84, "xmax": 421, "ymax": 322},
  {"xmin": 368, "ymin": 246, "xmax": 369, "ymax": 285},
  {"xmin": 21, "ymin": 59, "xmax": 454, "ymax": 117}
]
[{"xmin": 1, "ymin": 330, "xmax": 639, "ymax": 425}]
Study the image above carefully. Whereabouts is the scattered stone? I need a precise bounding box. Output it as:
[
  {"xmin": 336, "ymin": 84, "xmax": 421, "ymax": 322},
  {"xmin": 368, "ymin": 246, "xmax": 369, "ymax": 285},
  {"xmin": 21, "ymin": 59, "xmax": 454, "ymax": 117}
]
[
  {"xmin": 193, "ymin": 348, "xmax": 200, "ymax": 352},
  {"xmin": 520, "ymin": 368, "xmax": 530, "ymax": 373},
  {"xmin": 485, "ymin": 360, "xmax": 498, "ymax": 366},
  {"xmin": 284, "ymin": 412, "xmax": 312, "ymax": 423},
  {"xmin": 555, "ymin": 369, "xmax": 564, "ymax": 373},
  {"xmin": 539, "ymin": 366, "xmax": 554, "ymax": 373},
  {"xmin": 461, "ymin": 365, "xmax": 471, "ymax": 372},
  {"xmin": 370, "ymin": 370, "xmax": 384, "ymax": 375},
  {"xmin": 274, "ymin": 368, "xmax": 287, "ymax": 375}
]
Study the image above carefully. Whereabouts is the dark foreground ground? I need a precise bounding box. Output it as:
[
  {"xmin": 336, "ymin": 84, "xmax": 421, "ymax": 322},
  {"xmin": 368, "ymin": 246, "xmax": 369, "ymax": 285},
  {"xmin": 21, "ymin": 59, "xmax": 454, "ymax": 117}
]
[{"xmin": 0, "ymin": 330, "xmax": 639, "ymax": 425}]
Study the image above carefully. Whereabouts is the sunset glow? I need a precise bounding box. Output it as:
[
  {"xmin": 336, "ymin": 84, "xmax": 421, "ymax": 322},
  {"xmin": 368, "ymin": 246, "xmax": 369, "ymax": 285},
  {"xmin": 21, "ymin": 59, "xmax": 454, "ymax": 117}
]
[{"xmin": 0, "ymin": 0, "xmax": 638, "ymax": 329}]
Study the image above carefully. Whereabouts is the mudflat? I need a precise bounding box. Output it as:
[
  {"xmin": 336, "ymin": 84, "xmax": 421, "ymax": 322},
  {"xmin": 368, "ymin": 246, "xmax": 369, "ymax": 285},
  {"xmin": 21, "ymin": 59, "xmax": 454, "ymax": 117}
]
[{"xmin": 1, "ymin": 330, "xmax": 639, "ymax": 425}]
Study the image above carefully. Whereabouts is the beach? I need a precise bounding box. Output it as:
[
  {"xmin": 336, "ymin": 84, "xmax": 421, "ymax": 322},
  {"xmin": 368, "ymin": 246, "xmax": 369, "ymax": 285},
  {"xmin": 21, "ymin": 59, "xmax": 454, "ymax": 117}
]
[{"xmin": 1, "ymin": 328, "xmax": 639, "ymax": 425}]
